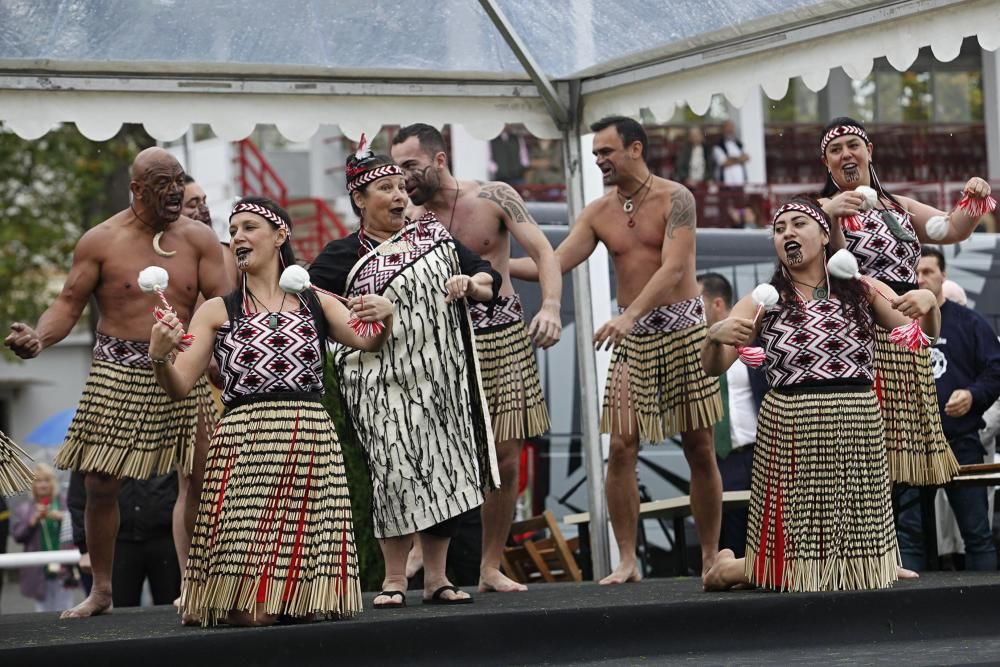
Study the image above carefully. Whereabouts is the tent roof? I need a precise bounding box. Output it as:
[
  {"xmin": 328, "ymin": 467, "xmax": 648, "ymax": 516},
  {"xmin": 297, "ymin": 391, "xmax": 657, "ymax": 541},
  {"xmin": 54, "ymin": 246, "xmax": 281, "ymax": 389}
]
[{"xmin": 0, "ymin": 0, "xmax": 997, "ymax": 141}]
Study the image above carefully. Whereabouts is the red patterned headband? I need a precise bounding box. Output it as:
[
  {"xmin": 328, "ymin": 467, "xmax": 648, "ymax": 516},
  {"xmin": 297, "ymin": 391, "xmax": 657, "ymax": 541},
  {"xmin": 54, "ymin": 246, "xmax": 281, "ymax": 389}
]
[
  {"xmin": 771, "ymin": 202, "xmax": 830, "ymax": 233},
  {"xmin": 229, "ymin": 201, "xmax": 291, "ymax": 236},
  {"xmin": 820, "ymin": 125, "xmax": 869, "ymax": 155},
  {"xmin": 348, "ymin": 163, "xmax": 404, "ymax": 194}
]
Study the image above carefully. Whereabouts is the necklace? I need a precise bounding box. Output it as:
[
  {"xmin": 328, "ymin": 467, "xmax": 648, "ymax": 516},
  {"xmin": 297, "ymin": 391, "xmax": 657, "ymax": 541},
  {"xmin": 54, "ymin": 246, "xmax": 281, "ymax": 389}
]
[
  {"xmin": 617, "ymin": 172, "xmax": 652, "ymax": 216},
  {"xmin": 791, "ymin": 277, "xmax": 828, "ymax": 300},
  {"xmin": 131, "ymin": 204, "xmax": 175, "ymax": 257},
  {"xmin": 444, "ymin": 180, "xmax": 461, "ymax": 232},
  {"xmin": 247, "ymin": 289, "xmax": 287, "ymax": 329}
]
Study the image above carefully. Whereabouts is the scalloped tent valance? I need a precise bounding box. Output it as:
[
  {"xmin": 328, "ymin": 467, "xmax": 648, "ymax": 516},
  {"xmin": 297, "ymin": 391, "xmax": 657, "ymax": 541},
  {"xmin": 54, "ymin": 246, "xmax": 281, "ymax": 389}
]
[{"xmin": 0, "ymin": 0, "xmax": 996, "ymax": 141}]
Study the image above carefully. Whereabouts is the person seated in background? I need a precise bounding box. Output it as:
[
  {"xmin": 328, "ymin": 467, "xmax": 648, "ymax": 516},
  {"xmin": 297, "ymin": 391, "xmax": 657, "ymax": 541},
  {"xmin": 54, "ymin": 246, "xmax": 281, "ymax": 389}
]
[{"xmin": 698, "ymin": 272, "xmax": 768, "ymax": 557}]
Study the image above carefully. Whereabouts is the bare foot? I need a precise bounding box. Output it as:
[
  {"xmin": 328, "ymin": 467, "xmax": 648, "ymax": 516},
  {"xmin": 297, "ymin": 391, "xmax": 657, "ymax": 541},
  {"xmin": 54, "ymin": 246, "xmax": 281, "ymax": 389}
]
[
  {"xmin": 599, "ymin": 561, "xmax": 642, "ymax": 585},
  {"xmin": 702, "ymin": 550, "xmax": 719, "ymax": 579},
  {"xmin": 478, "ymin": 567, "xmax": 528, "ymax": 593},
  {"xmin": 60, "ymin": 591, "xmax": 113, "ymax": 619},
  {"xmin": 703, "ymin": 548, "xmax": 751, "ymax": 591},
  {"xmin": 173, "ymin": 596, "xmax": 181, "ymax": 608},
  {"xmin": 405, "ymin": 542, "xmax": 424, "ymax": 579},
  {"xmin": 181, "ymin": 613, "xmax": 201, "ymax": 626},
  {"xmin": 897, "ymin": 566, "xmax": 919, "ymax": 580}
]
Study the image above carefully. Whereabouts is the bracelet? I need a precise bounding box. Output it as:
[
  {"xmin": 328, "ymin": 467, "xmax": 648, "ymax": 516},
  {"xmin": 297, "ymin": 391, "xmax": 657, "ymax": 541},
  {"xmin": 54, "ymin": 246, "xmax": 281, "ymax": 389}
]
[{"xmin": 149, "ymin": 356, "xmax": 169, "ymax": 365}]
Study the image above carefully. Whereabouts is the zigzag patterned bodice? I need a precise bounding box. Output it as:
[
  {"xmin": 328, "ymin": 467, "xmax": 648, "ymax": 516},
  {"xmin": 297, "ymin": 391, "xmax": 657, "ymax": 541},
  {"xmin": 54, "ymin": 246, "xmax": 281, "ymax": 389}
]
[
  {"xmin": 214, "ymin": 307, "xmax": 323, "ymax": 406},
  {"xmin": 845, "ymin": 208, "xmax": 920, "ymax": 285},
  {"xmin": 760, "ymin": 297, "xmax": 875, "ymax": 388}
]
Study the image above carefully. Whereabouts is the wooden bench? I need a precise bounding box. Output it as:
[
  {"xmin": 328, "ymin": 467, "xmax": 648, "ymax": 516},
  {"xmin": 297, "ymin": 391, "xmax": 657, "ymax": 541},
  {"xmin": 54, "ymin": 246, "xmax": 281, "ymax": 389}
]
[{"xmin": 563, "ymin": 490, "xmax": 751, "ymax": 576}]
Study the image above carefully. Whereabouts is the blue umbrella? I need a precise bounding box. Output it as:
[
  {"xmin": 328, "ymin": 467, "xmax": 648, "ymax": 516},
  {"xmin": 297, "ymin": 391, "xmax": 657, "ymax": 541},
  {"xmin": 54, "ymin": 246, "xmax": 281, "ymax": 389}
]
[{"xmin": 24, "ymin": 408, "xmax": 76, "ymax": 447}]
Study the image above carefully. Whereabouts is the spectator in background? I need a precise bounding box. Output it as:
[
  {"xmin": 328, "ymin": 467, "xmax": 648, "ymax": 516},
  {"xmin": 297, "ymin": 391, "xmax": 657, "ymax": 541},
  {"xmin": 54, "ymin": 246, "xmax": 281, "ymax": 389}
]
[
  {"xmin": 675, "ymin": 127, "xmax": 716, "ymax": 189},
  {"xmin": 712, "ymin": 120, "xmax": 749, "ymax": 188},
  {"xmin": 69, "ymin": 470, "xmax": 181, "ymax": 607},
  {"xmin": 896, "ymin": 247, "xmax": 1000, "ymax": 571},
  {"xmin": 489, "ymin": 127, "xmax": 530, "ymax": 185},
  {"xmin": 699, "ymin": 273, "xmax": 767, "ymax": 557},
  {"xmin": 12, "ymin": 463, "xmax": 77, "ymax": 612}
]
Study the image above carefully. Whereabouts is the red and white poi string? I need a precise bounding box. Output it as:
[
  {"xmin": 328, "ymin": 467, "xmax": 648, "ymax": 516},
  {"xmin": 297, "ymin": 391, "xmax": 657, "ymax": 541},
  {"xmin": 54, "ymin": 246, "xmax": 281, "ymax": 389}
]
[
  {"xmin": 278, "ymin": 265, "xmax": 385, "ymax": 338},
  {"xmin": 956, "ymin": 192, "xmax": 997, "ymax": 219},
  {"xmin": 138, "ymin": 266, "xmax": 194, "ymax": 351},
  {"xmin": 734, "ymin": 283, "xmax": 779, "ymax": 368}
]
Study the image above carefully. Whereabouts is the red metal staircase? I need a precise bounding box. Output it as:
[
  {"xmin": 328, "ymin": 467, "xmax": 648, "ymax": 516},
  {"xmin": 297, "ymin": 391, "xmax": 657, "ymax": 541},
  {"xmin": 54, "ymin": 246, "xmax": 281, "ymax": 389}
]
[{"xmin": 234, "ymin": 139, "xmax": 349, "ymax": 262}]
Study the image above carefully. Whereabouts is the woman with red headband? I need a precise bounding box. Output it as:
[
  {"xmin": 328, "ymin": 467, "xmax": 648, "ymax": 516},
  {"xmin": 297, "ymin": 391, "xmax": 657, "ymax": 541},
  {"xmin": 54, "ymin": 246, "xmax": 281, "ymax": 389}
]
[
  {"xmin": 149, "ymin": 196, "xmax": 393, "ymax": 626},
  {"xmin": 309, "ymin": 138, "xmax": 501, "ymax": 608},
  {"xmin": 818, "ymin": 117, "xmax": 993, "ymax": 487},
  {"xmin": 702, "ymin": 196, "xmax": 939, "ymax": 592}
]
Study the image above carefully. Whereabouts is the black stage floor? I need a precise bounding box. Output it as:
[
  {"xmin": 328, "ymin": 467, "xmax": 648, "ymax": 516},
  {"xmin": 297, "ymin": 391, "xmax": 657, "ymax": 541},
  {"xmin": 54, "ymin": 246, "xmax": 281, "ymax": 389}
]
[{"xmin": 3, "ymin": 573, "xmax": 1000, "ymax": 666}]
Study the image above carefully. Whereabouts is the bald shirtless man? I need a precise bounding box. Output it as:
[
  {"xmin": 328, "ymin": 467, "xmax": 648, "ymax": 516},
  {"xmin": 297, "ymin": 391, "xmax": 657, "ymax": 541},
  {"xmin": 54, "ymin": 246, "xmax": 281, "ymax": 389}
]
[
  {"xmin": 391, "ymin": 124, "xmax": 562, "ymax": 593},
  {"xmin": 511, "ymin": 117, "xmax": 724, "ymax": 584},
  {"xmin": 5, "ymin": 147, "xmax": 230, "ymax": 617}
]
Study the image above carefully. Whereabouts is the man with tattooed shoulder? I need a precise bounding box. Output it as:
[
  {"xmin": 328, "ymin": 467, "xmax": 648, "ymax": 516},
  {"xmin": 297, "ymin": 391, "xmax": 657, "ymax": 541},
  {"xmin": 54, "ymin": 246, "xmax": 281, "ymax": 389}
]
[
  {"xmin": 510, "ymin": 116, "xmax": 723, "ymax": 585},
  {"xmin": 391, "ymin": 124, "xmax": 561, "ymax": 594}
]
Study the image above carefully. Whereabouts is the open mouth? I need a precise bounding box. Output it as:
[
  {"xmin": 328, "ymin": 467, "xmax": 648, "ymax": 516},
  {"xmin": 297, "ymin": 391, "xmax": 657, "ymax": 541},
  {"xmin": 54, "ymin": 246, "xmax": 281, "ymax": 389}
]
[
  {"xmin": 389, "ymin": 205, "xmax": 406, "ymax": 217},
  {"xmin": 783, "ymin": 241, "xmax": 801, "ymax": 254},
  {"xmin": 234, "ymin": 247, "xmax": 251, "ymax": 260}
]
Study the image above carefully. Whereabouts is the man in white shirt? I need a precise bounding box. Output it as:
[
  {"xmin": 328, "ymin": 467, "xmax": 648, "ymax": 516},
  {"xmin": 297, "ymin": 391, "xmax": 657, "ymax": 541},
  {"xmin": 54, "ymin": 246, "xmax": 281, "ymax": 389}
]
[
  {"xmin": 699, "ymin": 272, "xmax": 767, "ymax": 556},
  {"xmin": 712, "ymin": 120, "xmax": 750, "ymax": 187}
]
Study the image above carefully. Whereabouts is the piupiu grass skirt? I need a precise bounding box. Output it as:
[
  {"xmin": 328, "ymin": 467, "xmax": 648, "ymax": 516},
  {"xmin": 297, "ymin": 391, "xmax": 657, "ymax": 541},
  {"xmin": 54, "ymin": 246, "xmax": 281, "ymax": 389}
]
[
  {"xmin": 180, "ymin": 396, "xmax": 361, "ymax": 626},
  {"xmin": 54, "ymin": 360, "xmax": 214, "ymax": 479},
  {"xmin": 600, "ymin": 323, "xmax": 722, "ymax": 441},
  {"xmin": 745, "ymin": 387, "xmax": 899, "ymax": 592},
  {"xmin": 873, "ymin": 328, "xmax": 958, "ymax": 485},
  {"xmin": 474, "ymin": 321, "xmax": 550, "ymax": 443},
  {"xmin": 0, "ymin": 430, "xmax": 33, "ymax": 496}
]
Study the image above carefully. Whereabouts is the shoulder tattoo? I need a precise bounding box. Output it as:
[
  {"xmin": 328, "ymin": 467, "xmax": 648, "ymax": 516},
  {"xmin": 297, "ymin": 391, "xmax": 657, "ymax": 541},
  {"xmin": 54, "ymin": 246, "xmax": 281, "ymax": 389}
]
[
  {"xmin": 666, "ymin": 187, "xmax": 696, "ymax": 239},
  {"xmin": 478, "ymin": 183, "xmax": 531, "ymax": 224}
]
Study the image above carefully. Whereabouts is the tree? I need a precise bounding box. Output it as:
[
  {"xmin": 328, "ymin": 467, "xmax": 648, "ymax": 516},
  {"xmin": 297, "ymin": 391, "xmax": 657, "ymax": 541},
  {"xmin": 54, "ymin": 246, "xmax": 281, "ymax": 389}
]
[{"xmin": 0, "ymin": 123, "xmax": 152, "ymax": 350}]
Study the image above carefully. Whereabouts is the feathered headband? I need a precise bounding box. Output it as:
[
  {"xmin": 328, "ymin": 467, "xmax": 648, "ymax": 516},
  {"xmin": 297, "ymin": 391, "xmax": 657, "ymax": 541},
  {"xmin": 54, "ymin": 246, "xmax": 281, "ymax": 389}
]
[
  {"xmin": 346, "ymin": 133, "xmax": 404, "ymax": 193},
  {"xmin": 770, "ymin": 202, "xmax": 830, "ymax": 234},
  {"xmin": 819, "ymin": 125, "xmax": 869, "ymax": 156},
  {"xmin": 229, "ymin": 201, "xmax": 291, "ymax": 237}
]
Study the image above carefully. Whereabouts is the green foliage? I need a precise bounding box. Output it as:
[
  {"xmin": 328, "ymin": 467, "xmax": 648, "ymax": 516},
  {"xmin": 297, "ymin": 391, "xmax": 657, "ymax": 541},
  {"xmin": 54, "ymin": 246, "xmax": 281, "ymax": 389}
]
[
  {"xmin": 321, "ymin": 358, "xmax": 384, "ymax": 591},
  {"xmin": 0, "ymin": 123, "xmax": 149, "ymax": 349}
]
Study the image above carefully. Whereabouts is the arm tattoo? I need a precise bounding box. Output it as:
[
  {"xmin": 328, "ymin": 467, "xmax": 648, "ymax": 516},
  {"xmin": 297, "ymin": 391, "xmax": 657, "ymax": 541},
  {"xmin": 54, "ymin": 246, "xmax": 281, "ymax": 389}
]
[
  {"xmin": 478, "ymin": 183, "xmax": 531, "ymax": 224},
  {"xmin": 666, "ymin": 187, "xmax": 696, "ymax": 239}
]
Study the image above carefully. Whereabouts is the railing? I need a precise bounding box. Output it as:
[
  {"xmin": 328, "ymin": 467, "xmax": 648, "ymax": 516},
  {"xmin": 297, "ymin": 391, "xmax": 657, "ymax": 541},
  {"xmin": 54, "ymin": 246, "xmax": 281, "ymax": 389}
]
[
  {"xmin": 0, "ymin": 549, "xmax": 81, "ymax": 569},
  {"xmin": 234, "ymin": 139, "xmax": 288, "ymax": 207},
  {"xmin": 286, "ymin": 197, "xmax": 350, "ymax": 263}
]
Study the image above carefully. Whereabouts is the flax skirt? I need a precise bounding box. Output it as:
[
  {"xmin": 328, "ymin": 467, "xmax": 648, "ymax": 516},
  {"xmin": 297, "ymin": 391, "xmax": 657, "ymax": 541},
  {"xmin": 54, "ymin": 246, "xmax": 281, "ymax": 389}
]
[
  {"xmin": 745, "ymin": 389, "xmax": 898, "ymax": 592},
  {"xmin": 0, "ymin": 430, "xmax": 33, "ymax": 496},
  {"xmin": 874, "ymin": 328, "xmax": 958, "ymax": 485},
  {"xmin": 54, "ymin": 361, "xmax": 214, "ymax": 479},
  {"xmin": 600, "ymin": 323, "xmax": 722, "ymax": 442},
  {"xmin": 180, "ymin": 398, "xmax": 361, "ymax": 626},
  {"xmin": 474, "ymin": 321, "xmax": 550, "ymax": 443}
]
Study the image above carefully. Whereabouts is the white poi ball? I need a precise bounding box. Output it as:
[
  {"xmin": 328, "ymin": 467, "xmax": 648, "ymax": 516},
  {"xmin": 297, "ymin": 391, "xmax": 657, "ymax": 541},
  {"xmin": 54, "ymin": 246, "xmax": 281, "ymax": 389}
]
[
  {"xmin": 279, "ymin": 265, "xmax": 312, "ymax": 294},
  {"xmin": 751, "ymin": 283, "xmax": 779, "ymax": 308},
  {"xmin": 137, "ymin": 266, "xmax": 169, "ymax": 293},
  {"xmin": 925, "ymin": 215, "xmax": 949, "ymax": 241},
  {"xmin": 855, "ymin": 185, "xmax": 878, "ymax": 211},
  {"xmin": 828, "ymin": 249, "xmax": 862, "ymax": 280}
]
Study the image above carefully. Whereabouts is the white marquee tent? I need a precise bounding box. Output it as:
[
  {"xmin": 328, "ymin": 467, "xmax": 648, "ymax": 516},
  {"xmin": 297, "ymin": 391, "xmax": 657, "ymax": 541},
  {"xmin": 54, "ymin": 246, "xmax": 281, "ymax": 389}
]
[{"xmin": 2, "ymin": 0, "xmax": 998, "ymax": 576}]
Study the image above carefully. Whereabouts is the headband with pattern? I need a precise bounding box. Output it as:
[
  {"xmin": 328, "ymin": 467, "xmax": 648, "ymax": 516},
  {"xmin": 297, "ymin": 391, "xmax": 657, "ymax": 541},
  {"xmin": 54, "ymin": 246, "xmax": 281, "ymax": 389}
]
[
  {"xmin": 820, "ymin": 125, "xmax": 870, "ymax": 155},
  {"xmin": 229, "ymin": 201, "xmax": 291, "ymax": 236},
  {"xmin": 771, "ymin": 202, "xmax": 830, "ymax": 233},
  {"xmin": 346, "ymin": 132, "xmax": 404, "ymax": 193}
]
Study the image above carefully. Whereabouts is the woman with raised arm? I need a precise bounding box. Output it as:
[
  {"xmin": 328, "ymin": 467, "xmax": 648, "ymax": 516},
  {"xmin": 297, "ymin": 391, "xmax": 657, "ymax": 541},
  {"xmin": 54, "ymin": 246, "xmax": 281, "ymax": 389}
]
[
  {"xmin": 818, "ymin": 117, "xmax": 993, "ymax": 486},
  {"xmin": 149, "ymin": 196, "xmax": 392, "ymax": 626},
  {"xmin": 309, "ymin": 140, "xmax": 500, "ymax": 608},
  {"xmin": 702, "ymin": 197, "xmax": 939, "ymax": 592}
]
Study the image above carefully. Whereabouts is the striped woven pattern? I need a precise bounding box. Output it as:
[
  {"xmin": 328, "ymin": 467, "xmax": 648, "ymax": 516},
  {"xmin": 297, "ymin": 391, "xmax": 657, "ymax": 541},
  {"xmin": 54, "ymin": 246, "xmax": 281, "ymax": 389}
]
[
  {"xmin": 230, "ymin": 202, "xmax": 290, "ymax": 235},
  {"xmin": 180, "ymin": 399, "xmax": 361, "ymax": 625},
  {"xmin": 600, "ymin": 322, "xmax": 722, "ymax": 442},
  {"xmin": 820, "ymin": 124, "xmax": 869, "ymax": 154},
  {"xmin": 0, "ymin": 431, "xmax": 33, "ymax": 496},
  {"xmin": 474, "ymin": 320, "xmax": 550, "ymax": 442},
  {"xmin": 844, "ymin": 209, "xmax": 921, "ymax": 285},
  {"xmin": 347, "ymin": 164, "xmax": 404, "ymax": 193},
  {"xmin": 745, "ymin": 389, "xmax": 898, "ymax": 592}
]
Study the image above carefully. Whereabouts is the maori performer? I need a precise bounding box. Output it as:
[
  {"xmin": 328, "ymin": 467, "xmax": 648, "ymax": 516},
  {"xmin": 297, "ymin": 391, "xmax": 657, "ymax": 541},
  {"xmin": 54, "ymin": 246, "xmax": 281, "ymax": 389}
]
[
  {"xmin": 512, "ymin": 116, "xmax": 723, "ymax": 584},
  {"xmin": 818, "ymin": 117, "xmax": 993, "ymax": 485},
  {"xmin": 309, "ymin": 142, "xmax": 500, "ymax": 607},
  {"xmin": 702, "ymin": 198, "xmax": 940, "ymax": 592},
  {"xmin": 149, "ymin": 196, "xmax": 386, "ymax": 626},
  {"xmin": 0, "ymin": 431, "xmax": 33, "ymax": 496},
  {"xmin": 4, "ymin": 147, "xmax": 229, "ymax": 618},
  {"xmin": 391, "ymin": 123, "xmax": 559, "ymax": 593}
]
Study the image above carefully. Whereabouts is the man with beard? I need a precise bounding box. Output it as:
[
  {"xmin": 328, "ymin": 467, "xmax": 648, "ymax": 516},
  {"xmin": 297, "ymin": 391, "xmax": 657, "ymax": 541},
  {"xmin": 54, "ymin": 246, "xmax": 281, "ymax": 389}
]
[
  {"xmin": 5, "ymin": 147, "xmax": 229, "ymax": 617},
  {"xmin": 391, "ymin": 123, "xmax": 561, "ymax": 593},
  {"xmin": 183, "ymin": 174, "xmax": 237, "ymax": 298},
  {"xmin": 511, "ymin": 116, "xmax": 723, "ymax": 584}
]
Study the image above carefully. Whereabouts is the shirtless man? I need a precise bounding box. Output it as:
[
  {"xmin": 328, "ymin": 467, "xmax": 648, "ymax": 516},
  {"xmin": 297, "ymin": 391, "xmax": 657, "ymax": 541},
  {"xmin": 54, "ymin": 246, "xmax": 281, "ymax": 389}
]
[
  {"xmin": 5, "ymin": 147, "xmax": 230, "ymax": 617},
  {"xmin": 391, "ymin": 124, "xmax": 562, "ymax": 593},
  {"xmin": 182, "ymin": 174, "xmax": 237, "ymax": 284},
  {"xmin": 511, "ymin": 116, "xmax": 724, "ymax": 584}
]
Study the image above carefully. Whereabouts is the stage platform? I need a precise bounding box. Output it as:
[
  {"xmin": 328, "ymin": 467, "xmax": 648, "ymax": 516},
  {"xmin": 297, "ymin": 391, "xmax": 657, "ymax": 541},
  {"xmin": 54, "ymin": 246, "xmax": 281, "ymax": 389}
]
[{"xmin": 3, "ymin": 573, "xmax": 1000, "ymax": 666}]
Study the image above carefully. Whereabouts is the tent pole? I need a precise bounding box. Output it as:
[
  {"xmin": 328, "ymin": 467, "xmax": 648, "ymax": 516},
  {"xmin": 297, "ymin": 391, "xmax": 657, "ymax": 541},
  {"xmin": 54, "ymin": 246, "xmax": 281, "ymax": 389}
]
[{"xmin": 561, "ymin": 117, "xmax": 611, "ymax": 582}]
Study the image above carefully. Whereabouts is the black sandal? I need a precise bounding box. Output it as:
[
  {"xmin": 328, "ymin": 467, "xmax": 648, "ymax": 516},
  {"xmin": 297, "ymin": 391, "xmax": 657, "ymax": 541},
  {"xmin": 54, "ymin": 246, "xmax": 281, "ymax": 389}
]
[
  {"xmin": 422, "ymin": 585, "xmax": 473, "ymax": 605},
  {"xmin": 373, "ymin": 590, "xmax": 407, "ymax": 609}
]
